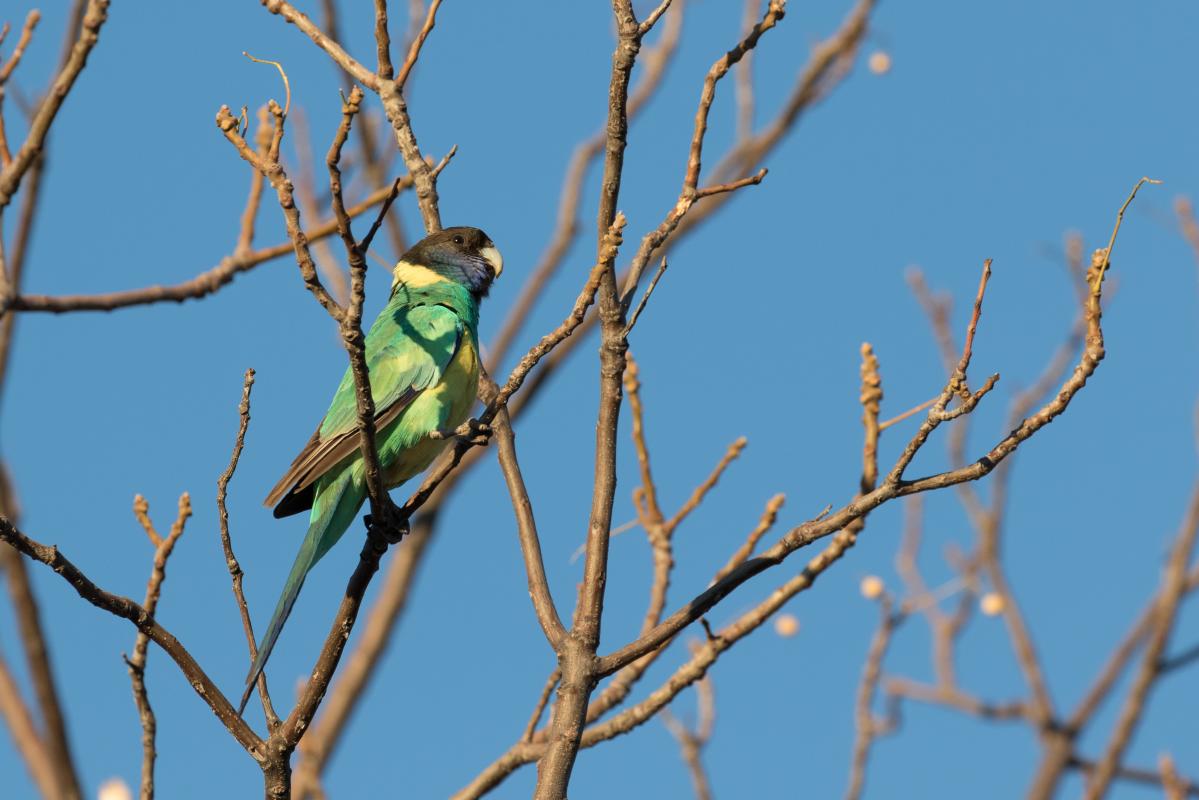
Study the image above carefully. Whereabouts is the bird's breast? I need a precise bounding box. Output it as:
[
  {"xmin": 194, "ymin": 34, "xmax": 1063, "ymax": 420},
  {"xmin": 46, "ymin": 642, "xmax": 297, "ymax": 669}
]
[{"xmin": 379, "ymin": 335, "xmax": 480, "ymax": 488}]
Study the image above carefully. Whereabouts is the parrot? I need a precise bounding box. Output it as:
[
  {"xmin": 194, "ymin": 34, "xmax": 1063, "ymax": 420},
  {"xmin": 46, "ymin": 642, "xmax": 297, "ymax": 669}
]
[{"xmin": 238, "ymin": 226, "xmax": 503, "ymax": 714}]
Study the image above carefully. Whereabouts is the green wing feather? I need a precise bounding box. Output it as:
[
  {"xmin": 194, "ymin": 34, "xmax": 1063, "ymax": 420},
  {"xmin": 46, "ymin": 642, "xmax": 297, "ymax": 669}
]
[
  {"xmin": 264, "ymin": 303, "xmax": 463, "ymax": 512},
  {"xmin": 241, "ymin": 301, "xmax": 465, "ymax": 715}
]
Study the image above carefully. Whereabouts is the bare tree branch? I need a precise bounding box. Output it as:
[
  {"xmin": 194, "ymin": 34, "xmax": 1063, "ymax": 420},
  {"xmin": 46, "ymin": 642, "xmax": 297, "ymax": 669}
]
[
  {"xmin": 0, "ymin": 518, "xmax": 265, "ymax": 757},
  {"xmin": 0, "ymin": 0, "xmax": 108, "ymax": 212},
  {"xmin": 1083, "ymin": 482, "xmax": 1199, "ymax": 799},
  {"xmin": 660, "ymin": 661, "xmax": 715, "ymax": 800},
  {"xmin": 846, "ymin": 594, "xmax": 901, "ymax": 800},
  {"xmin": 9, "ymin": 179, "xmax": 425, "ymax": 313},
  {"xmin": 488, "ymin": 1, "xmax": 683, "ymax": 369},
  {"xmin": 217, "ymin": 369, "xmax": 280, "ymax": 729},
  {"xmin": 125, "ymin": 492, "xmax": 192, "ymax": 800}
]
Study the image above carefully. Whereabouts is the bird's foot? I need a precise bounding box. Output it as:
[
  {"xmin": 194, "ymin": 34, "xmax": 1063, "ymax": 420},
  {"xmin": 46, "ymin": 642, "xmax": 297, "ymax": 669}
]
[
  {"xmin": 363, "ymin": 501, "xmax": 409, "ymax": 544},
  {"xmin": 430, "ymin": 417, "xmax": 492, "ymax": 446}
]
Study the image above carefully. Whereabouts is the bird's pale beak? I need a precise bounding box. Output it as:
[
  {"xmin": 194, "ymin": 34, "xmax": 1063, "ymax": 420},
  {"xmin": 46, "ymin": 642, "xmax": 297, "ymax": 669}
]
[{"xmin": 480, "ymin": 245, "xmax": 503, "ymax": 279}]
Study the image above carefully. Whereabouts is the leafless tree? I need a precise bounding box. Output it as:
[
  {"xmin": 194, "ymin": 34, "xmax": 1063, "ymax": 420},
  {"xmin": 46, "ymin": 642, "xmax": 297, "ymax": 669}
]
[
  {"xmin": 0, "ymin": 2, "xmax": 1179, "ymax": 799},
  {"xmin": 844, "ymin": 223, "xmax": 1199, "ymax": 799}
]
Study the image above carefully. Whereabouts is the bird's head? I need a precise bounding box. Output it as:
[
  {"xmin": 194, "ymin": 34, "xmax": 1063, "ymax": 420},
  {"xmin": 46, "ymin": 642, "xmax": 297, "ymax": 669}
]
[{"xmin": 392, "ymin": 226, "xmax": 503, "ymax": 298}]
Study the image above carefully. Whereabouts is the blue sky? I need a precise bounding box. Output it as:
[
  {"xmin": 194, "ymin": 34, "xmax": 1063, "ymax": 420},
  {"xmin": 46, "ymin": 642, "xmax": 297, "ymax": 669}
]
[{"xmin": 2, "ymin": 1, "xmax": 1198, "ymax": 798}]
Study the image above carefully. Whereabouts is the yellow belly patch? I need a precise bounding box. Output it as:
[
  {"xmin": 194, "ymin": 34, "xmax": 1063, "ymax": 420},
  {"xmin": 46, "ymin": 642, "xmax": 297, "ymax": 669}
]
[{"xmin": 382, "ymin": 335, "xmax": 480, "ymax": 488}]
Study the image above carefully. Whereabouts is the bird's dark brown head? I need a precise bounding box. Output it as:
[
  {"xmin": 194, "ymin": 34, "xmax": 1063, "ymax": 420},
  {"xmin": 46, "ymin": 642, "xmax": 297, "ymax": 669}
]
[{"xmin": 395, "ymin": 226, "xmax": 503, "ymax": 297}]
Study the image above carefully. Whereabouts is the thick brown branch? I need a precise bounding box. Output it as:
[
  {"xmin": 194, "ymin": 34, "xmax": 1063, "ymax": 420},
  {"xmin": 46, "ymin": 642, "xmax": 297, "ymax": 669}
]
[
  {"xmin": 276, "ymin": 525, "xmax": 395, "ymax": 750},
  {"xmin": 531, "ymin": 4, "xmax": 642, "ymax": 794},
  {"xmin": 293, "ymin": 514, "xmax": 437, "ymax": 797},
  {"xmin": 0, "ymin": 519, "xmax": 264, "ymax": 758},
  {"xmin": 456, "ymin": 527, "xmax": 861, "ymax": 800},
  {"xmin": 373, "ymin": 0, "xmax": 395, "ymax": 80},
  {"xmin": 469, "ymin": 328, "xmax": 887, "ymax": 796}
]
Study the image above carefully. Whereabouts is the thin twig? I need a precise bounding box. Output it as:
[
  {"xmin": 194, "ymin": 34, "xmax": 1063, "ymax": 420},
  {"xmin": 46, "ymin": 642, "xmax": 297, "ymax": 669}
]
[
  {"xmin": 666, "ymin": 0, "xmax": 877, "ymax": 249},
  {"xmin": 465, "ymin": 327, "xmax": 886, "ymax": 796},
  {"xmin": 486, "ymin": 1, "xmax": 683, "ymax": 369},
  {"xmin": 878, "ymin": 396, "xmax": 937, "ymax": 431},
  {"xmin": 0, "ymin": 10, "xmax": 40, "ymax": 167},
  {"xmin": 1, "ymin": 531, "xmax": 81, "ymax": 800},
  {"xmin": 493, "ymin": 402, "xmax": 568, "ymax": 648},
  {"xmin": 0, "ymin": 0, "xmax": 110, "ymax": 211},
  {"xmin": 712, "ymin": 493, "xmax": 785, "ymax": 584},
  {"xmin": 216, "ymin": 369, "xmax": 279, "ymax": 728},
  {"xmin": 216, "ymin": 102, "xmax": 346, "ymax": 321},
  {"xmin": 0, "ymin": 519, "xmax": 264, "ymax": 757},
  {"xmin": 1084, "ymin": 482, "xmax": 1199, "ymax": 799},
  {"xmin": 395, "ymin": 0, "xmax": 442, "ymax": 89},
  {"xmin": 0, "ymin": 644, "xmax": 57, "ymax": 797},
  {"xmin": 1176, "ymin": 196, "xmax": 1199, "ymax": 266},
  {"xmin": 1090, "ymin": 177, "xmax": 1160, "ymax": 293},
  {"xmin": 243, "ymin": 52, "xmax": 292, "ymax": 117},
  {"xmin": 294, "ymin": 109, "xmax": 350, "ymax": 306},
  {"xmin": 234, "ymin": 107, "xmax": 272, "ymax": 257},
  {"xmin": 1072, "ymin": 755, "xmax": 1199, "ymax": 798},
  {"xmin": 1159, "ymin": 754, "xmax": 1192, "ymax": 800},
  {"xmin": 522, "ymin": 670, "xmax": 561, "ymax": 744},
  {"xmin": 596, "ymin": 219, "xmax": 1120, "ymax": 676},
  {"xmin": 619, "ymin": 0, "xmax": 788, "ymax": 309},
  {"xmin": 885, "ymin": 678, "xmax": 1028, "ymax": 721},
  {"xmin": 132, "ymin": 495, "xmax": 162, "ymax": 547},
  {"xmin": 734, "ymin": 0, "xmax": 759, "ymax": 143},
  {"xmin": 125, "ymin": 492, "xmax": 192, "ymax": 800},
  {"xmin": 660, "ymin": 663, "xmax": 715, "ymax": 800},
  {"xmin": 846, "ymin": 595, "xmax": 901, "ymax": 800},
  {"xmin": 0, "ymin": 12, "xmax": 40, "ymax": 85},
  {"xmin": 10, "ymin": 178, "xmax": 421, "ymax": 313},
  {"xmin": 624, "ymin": 257, "xmax": 668, "ymax": 335},
  {"xmin": 259, "ymin": 0, "xmax": 377, "ymax": 89},
  {"xmin": 454, "ymin": 525, "xmax": 862, "ymax": 800}
]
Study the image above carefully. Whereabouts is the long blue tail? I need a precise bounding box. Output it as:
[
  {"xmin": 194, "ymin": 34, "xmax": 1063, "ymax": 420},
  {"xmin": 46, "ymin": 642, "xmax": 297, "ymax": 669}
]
[{"xmin": 238, "ymin": 471, "xmax": 365, "ymax": 715}]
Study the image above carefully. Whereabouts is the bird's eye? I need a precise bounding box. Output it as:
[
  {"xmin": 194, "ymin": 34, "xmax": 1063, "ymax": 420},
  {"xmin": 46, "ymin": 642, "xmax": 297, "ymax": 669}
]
[{"xmin": 452, "ymin": 235, "xmax": 465, "ymax": 245}]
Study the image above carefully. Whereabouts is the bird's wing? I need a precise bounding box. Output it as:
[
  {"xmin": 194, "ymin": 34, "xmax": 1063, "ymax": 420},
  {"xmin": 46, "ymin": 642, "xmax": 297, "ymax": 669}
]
[{"xmin": 264, "ymin": 302, "xmax": 463, "ymax": 512}]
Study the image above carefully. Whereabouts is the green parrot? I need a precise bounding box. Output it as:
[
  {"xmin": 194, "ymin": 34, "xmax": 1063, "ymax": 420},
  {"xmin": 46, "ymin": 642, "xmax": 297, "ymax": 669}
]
[{"xmin": 239, "ymin": 227, "xmax": 503, "ymax": 714}]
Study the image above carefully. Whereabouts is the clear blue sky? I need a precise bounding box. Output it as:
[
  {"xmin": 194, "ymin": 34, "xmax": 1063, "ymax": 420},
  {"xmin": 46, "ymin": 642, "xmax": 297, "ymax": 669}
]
[{"xmin": 2, "ymin": 1, "xmax": 1198, "ymax": 798}]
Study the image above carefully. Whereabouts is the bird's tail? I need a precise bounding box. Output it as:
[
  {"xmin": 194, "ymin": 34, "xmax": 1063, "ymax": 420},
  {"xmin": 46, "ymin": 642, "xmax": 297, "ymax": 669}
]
[{"xmin": 237, "ymin": 470, "xmax": 365, "ymax": 715}]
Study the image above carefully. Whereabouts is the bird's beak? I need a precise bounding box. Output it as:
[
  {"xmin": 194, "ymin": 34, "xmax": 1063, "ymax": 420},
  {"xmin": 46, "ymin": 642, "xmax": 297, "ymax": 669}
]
[{"xmin": 480, "ymin": 245, "xmax": 503, "ymax": 279}]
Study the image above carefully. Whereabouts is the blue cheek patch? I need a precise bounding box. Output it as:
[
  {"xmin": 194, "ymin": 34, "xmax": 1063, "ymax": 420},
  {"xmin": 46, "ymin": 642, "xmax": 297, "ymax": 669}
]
[{"xmin": 459, "ymin": 262, "xmax": 493, "ymax": 295}]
